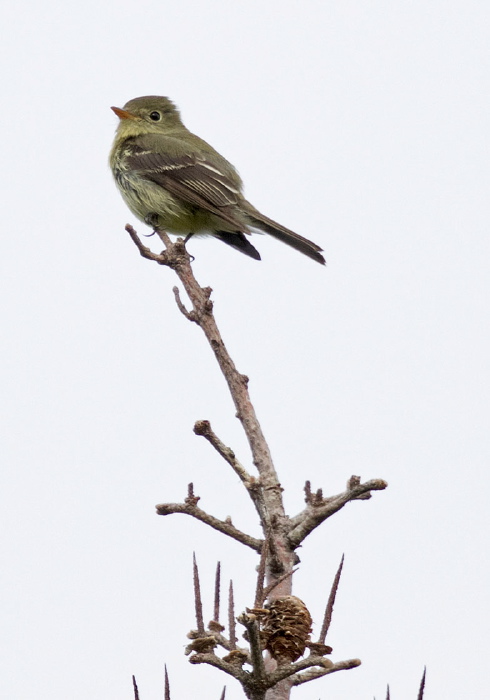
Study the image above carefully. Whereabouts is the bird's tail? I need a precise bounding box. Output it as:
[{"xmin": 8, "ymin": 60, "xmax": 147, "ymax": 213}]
[
  {"xmin": 243, "ymin": 202, "xmax": 326, "ymax": 265},
  {"xmin": 214, "ymin": 231, "xmax": 262, "ymax": 260}
]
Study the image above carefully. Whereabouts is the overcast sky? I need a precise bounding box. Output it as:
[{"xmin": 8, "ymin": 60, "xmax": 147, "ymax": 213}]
[{"xmin": 1, "ymin": 1, "xmax": 489, "ymax": 699}]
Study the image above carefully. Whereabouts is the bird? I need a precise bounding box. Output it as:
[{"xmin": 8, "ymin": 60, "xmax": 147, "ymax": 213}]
[{"xmin": 110, "ymin": 96, "xmax": 325, "ymax": 264}]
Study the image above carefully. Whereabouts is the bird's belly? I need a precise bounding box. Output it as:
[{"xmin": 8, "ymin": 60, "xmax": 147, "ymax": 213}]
[{"xmin": 116, "ymin": 172, "xmax": 216, "ymax": 235}]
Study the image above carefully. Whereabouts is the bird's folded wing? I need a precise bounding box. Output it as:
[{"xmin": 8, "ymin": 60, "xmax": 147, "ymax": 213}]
[{"xmin": 126, "ymin": 137, "xmax": 249, "ymax": 231}]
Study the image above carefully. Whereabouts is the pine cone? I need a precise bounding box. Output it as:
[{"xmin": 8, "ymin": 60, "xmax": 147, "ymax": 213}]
[{"xmin": 262, "ymin": 595, "xmax": 312, "ymax": 663}]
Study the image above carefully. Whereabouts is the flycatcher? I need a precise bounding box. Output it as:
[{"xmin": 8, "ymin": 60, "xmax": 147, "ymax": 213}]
[{"xmin": 110, "ymin": 96, "xmax": 325, "ymax": 264}]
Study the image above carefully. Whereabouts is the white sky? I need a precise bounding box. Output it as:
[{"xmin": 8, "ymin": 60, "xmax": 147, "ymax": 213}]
[{"xmin": 1, "ymin": 1, "xmax": 489, "ymax": 698}]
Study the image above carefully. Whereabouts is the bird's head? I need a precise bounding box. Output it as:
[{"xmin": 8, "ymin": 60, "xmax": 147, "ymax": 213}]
[{"xmin": 111, "ymin": 96, "xmax": 184, "ymax": 136}]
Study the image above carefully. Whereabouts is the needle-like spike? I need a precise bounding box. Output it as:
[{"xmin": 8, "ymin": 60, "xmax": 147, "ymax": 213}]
[
  {"xmin": 319, "ymin": 554, "xmax": 344, "ymax": 643},
  {"xmin": 193, "ymin": 553, "xmax": 205, "ymax": 634},
  {"xmin": 417, "ymin": 667, "xmax": 426, "ymax": 700},
  {"xmin": 228, "ymin": 580, "xmax": 237, "ymax": 649},
  {"xmin": 214, "ymin": 562, "xmax": 221, "ymax": 622},
  {"xmin": 132, "ymin": 675, "xmax": 140, "ymax": 700},
  {"xmin": 164, "ymin": 665, "xmax": 170, "ymax": 700}
]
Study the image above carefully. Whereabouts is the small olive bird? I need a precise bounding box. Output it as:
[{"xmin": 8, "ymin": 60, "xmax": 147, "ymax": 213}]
[{"xmin": 110, "ymin": 96, "xmax": 325, "ymax": 264}]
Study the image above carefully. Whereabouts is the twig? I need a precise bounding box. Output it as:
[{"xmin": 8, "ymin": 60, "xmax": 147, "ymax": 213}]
[
  {"xmin": 288, "ymin": 478, "xmax": 388, "ymax": 548},
  {"xmin": 267, "ymin": 655, "xmax": 360, "ymax": 686},
  {"xmin": 156, "ymin": 500, "xmax": 262, "ymax": 552},
  {"xmin": 254, "ymin": 535, "xmax": 270, "ymax": 607},
  {"xmin": 164, "ymin": 665, "xmax": 170, "ymax": 700},
  {"xmin": 188, "ymin": 652, "xmax": 250, "ymax": 684},
  {"xmin": 291, "ymin": 658, "xmax": 361, "ymax": 686},
  {"xmin": 318, "ymin": 554, "xmax": 344, "ymax": 643},
  {"xmin": 125, "ymin": 225, "xmax": 173, "ymax": 266},
  {"xmin": 193, "ymin": 420, "xmax": 254, "ymax": 486},
  {"xmin": 262, "ymin": 568, "xmax": 298, "ymax": 603},
  {"xmin": 193, "ymin": 420, "xmax": 269, "ymax": 524},
  {"xmin": 237, "ymin": 612, "xmax": 267, "ymax": 684}
]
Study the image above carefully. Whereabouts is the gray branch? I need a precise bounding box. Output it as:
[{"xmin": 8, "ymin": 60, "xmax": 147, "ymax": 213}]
[
  {"xmin": 156, "ymin": 501, "xmax": 262, "ymax": 552},
  {"xmin": 291, "ymin": 658, "xmax": 362, "ymax": 686},
  {"xmin": 288, "ymin": 478, "xmax": 388, "ymax": 548}
]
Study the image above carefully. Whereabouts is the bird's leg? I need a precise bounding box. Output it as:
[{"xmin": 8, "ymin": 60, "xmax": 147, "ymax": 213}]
[
  {"xmin": 144, "ymin": 213, "xmax": 160, "ymax": 230},
  {"xmin": 182, "ymin": 233, "xmax": 196, "ymax": 261}
]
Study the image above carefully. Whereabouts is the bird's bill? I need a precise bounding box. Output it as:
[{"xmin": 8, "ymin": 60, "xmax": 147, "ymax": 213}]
[{"xmin": 111, "ymin": 106, "xmax": 139, "ymax": 120}]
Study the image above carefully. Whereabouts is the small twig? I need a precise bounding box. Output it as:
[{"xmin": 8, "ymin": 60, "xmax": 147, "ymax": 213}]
[
  {"xmin": 193, "ymin": 421, "xmax": 269, "ymax": 527},
  {"xmin": 173, "ymin": 286, "xmax": 196, "ymax": 322},
  {"xmin": 219, "ymin": 687, "xmax": 226, "ymax": 700},
  {"xmin": 238, "ymin": 612, "xmax": 266, "ymax": 683},
  {"xmin": 254, "ymin": 535, "xmax": 270, "ymax": 607},
  {"xmin": 262, "ymin": 567, "xmax": 298, "ymax": 603},
  {"xmin": 386, "ymin": 684, "xmax": 391, "ymax": 700},
  {"xmin": 318, "ymin": 554, "xmax": 344, "ymax": 643},
  {"xmin": 132, "ymin": 675, "xmax": 140, "ymax": 700},
  {"xmin": 291, "ymin": 657, "xmax": 361, "ymax": 686},
  {"xmin": 164, "ymin": 665, "xmax": 170, "ymax": 700},
  {"xmin": 186, "ymin": 483, "xmax": 200, "ymax": 506},
  {"xmin": 156, "ymin": 500, "xmax": 262, "ymax": 552},
  {"xmin": 214, "ymin": 562, "xmax": 221, "ymax": 623},
  {"xmin": 193, "ymin": 553, "xmax": 205, "ymax": 635},
  {"xmin": 288, "ymin": 478, "xmax": 388, "ymax": 548},
  {"xmin": 417, "ymin": 667, "xmax": 426, "ymax": 700},
  {"xmin": 125, "ymin": 225, "xmax": 172, "ymax": 265},
  {"xmin": 228, "ymin": 581, "xmax": 237, "ymax": 650},
  {"xmin": 188, "ymin": 652, "xmax": 250, "ymax": 685},
  {"xmin": 304, "ymin": 481, "xmax": 323, "ymax": 506},
  {"xmin": 193, "ymin": 420, "xmax": 254, "ymax": 486}
]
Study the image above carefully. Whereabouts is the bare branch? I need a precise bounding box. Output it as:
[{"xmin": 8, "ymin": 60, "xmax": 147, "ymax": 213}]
[
  {"xmin": 125, "ymin": 225, "xmax": 387, "ymax": 699},
  {"xmin": 173, "ymin": 286, "xmax": 197, "ymax": 322},
  {"xmin": 164, "ymin": 665, "xmax": 170, "ymax": 700},
  {"xmin": 288, "ymin": 478, "xmax": 388, "ymax": 548},
  {"xmin": 237, "ymin": 612, "xmax": 267, "ymax": 683},
  {"xmin": 193, "ymin": 420, "xmax": 253, "ymax": 484},
  {"xmin": 291, "ymin": 658, "xmax": 361, "ymax": 686},
  {"xmin": 156, "ymin": 500, "xmax": 262, "ymax": 552},
  {"xmin": 128, "ymin": 226, "xmax": 290, "ymax": 567},
  {"xmin": 125, "ymin": 225, "xmax": 172, "ymax": 266},
  {"xmin": 188, "ymin": 652, "xmax": 250, "ymax": 685},
  {"xmin": 218, "ymin": 687, "xmax": 226, "ymax": 700},
  {"xmin": 386, "ymin": 684, "xmax": 391, "ymax": 700},
  {"xmin": 318, "ymin": 554, "xmax": 344, "ymax": 643},
  {"xmin": 193, "ymin": 553, "xmax": 205, "ymax": 635}
]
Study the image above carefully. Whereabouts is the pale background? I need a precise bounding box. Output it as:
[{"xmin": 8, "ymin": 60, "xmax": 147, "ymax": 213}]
[{"xmin": 1, "ymin": 1, "xmax": 489, "ymax": 698}]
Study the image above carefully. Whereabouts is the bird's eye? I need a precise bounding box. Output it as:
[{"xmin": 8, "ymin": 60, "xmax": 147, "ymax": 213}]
[{"xmin": 149, "ymin": 111, "xmax": 161, "ymax": 121}]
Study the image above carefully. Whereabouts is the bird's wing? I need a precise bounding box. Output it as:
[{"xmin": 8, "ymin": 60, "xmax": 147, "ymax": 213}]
[{"xmin": 125, "ymin": 137, "xmax": 248, "ymax": 231}]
